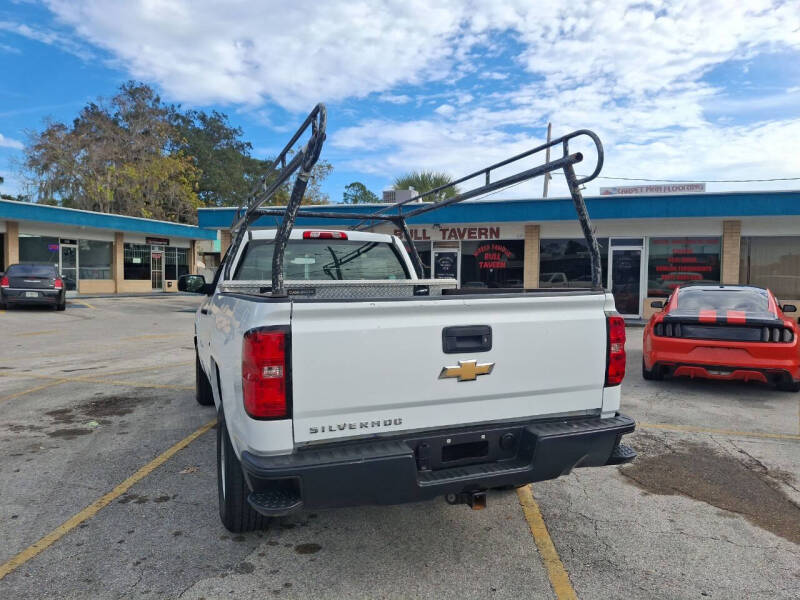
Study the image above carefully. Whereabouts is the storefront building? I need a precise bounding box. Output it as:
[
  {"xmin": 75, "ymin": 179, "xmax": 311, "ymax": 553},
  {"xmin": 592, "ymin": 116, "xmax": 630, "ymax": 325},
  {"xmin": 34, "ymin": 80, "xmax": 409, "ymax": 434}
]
[
  {"xmin": 198, "ymin": 189, "xmax": 800, "ymax": 320},
  {"xmin": 1, "ymin": 199, "xmax": 216, "ymax": 295}
]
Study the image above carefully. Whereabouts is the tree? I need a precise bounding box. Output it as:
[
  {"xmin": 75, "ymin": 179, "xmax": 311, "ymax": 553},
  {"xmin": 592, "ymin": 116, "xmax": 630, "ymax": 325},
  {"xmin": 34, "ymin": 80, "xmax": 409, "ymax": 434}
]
[
  {"xmin": 342, "ymin": 181, "xmax": 379, "ymax": 204},
  {"xmin": 393, "ymin": 170, "xmax": 458, "ymax": 203},
  {"xmin": 171, "ymin": 109, "xmax": 267, "ymax": 208},
  {"xmin": 21, "ymin": 81, "xmax": 333, "ymax": 221},
  {"xmin": 24, "ymin": 82, "xmax": 201, "ymax": 222}
]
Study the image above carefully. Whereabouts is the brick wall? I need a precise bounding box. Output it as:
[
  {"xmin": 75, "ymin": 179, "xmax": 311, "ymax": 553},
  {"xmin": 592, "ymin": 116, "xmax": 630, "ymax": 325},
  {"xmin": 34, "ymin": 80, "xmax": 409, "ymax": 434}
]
[
  {"xmin": 113, "ymin": 232, "xmax": 124, "ymax": 293},
  {"xmin": 721, "ymin": 220, "xmax": 742, "ymax": 284},
  {"xmin": 3, "ymin": 220, "xmax": 19, "ymax": 269},
  {"xmin": 523, "ymin": 224, "xmax": 540, "ymax": 288},
  {"xmin": 220, "ymin": 230, "xmax": 232, "ymax": 257}
]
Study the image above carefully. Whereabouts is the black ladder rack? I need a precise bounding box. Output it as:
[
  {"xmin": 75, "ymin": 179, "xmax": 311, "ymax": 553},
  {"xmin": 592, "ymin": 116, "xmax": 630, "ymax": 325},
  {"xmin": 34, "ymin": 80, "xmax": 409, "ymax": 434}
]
[{"xmin": 227, "ymin": 103, "xmax": 605, "ymax": 296}]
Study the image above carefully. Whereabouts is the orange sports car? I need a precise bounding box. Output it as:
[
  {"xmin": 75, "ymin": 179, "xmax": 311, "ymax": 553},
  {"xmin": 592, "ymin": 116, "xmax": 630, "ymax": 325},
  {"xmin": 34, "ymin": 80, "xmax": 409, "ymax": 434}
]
[{"xmin": 643, "ymin": 285, "xmax": 800, "ymax": 391}]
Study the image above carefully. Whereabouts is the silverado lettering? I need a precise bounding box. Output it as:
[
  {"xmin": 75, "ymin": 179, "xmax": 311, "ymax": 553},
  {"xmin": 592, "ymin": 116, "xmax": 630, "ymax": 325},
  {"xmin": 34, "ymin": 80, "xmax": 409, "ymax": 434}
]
[{"xmin": 309, "ymin": 418, "xmax": 403, "ymax": 435}]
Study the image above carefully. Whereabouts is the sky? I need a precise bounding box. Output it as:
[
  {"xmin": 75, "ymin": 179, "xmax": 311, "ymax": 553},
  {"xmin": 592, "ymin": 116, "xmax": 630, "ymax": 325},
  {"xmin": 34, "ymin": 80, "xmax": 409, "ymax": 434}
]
[{"xmin": 1, "ymin": 0, "xmax": 800, "ymax": 204}]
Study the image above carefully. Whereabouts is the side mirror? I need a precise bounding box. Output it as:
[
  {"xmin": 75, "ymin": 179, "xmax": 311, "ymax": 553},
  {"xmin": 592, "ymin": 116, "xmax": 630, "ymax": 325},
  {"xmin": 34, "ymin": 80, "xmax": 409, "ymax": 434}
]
[
  {"xmin": 178, "ymin": 274, "xmax": 207, "ymax": 294},
  {"xmin": 650, "ymin": 300, "xmax": 664, "ymax": 309},
  {"xmin": 782, "ymin": 304, "xmax": 797, "ymax": 313}
]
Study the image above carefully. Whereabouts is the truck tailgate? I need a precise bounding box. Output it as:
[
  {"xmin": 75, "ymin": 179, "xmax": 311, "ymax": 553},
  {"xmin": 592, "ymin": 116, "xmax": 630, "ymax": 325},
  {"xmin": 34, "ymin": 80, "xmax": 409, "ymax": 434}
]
[{"xmin": 290, "ymin": 293, "xmax": 608, "ymax": 444}]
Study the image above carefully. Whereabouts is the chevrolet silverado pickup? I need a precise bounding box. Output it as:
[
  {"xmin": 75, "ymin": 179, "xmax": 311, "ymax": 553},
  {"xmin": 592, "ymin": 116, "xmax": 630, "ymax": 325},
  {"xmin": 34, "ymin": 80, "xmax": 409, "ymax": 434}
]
[{"xmin": 180, "ymin": 104, "xmax": 636, "ymax": 532}]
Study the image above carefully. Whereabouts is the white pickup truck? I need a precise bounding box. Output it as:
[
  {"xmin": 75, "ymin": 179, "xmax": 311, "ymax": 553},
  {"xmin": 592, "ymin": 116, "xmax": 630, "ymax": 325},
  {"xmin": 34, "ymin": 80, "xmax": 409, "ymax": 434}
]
[{"xmin": 180, "ymin": 105, "xmax": 635, "ymax": 532}]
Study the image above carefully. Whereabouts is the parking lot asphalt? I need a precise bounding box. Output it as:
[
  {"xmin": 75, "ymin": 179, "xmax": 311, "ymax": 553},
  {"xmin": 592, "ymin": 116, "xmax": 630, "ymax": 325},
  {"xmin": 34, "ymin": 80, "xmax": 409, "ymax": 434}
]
[{"xmin": 0, "ymin": 297, "xmax": 798, "ymax": 599}]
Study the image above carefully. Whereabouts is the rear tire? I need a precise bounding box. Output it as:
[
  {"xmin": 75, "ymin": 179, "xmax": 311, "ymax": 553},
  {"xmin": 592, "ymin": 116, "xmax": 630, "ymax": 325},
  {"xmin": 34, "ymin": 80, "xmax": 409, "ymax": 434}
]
[
  {"xmin": 217, "ymin": 410, "xmax": 268, "ymax": 533},
  {"xmin": 56, "ymin": 301, "xmax": 66, "ymax": 311},
  {"xmin": 642, "ymin": 358, "xmax": 662, "ymax": 381},
  {"xmin": 196, "ymin": 353, "xmax": 215, "ymax": 406},
  {"xmin": 776, "ymin": 378, "xmax": 800, "ymax": 392}
]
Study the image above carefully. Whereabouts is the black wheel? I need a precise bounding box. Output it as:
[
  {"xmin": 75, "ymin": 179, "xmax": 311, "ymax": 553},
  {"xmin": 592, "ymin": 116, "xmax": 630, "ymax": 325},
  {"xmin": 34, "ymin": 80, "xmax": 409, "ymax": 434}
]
[
  {"xmin": 195, "ymin": 353, "xmax": 215, "ymax": 406},
  {"xmin": 642, "ymin": 358, "xmax": 662, "ymax": 381},
  {"xmin": 776, "ymin": 378, "xmax": 800, "ymax": 392},
  {"xmin": 217, "ymin": 410, "xmax": 268, "ymax": 532},
  {"xmin": 56, "ymin": 301, "xmax": 66, "ymax": 311}
]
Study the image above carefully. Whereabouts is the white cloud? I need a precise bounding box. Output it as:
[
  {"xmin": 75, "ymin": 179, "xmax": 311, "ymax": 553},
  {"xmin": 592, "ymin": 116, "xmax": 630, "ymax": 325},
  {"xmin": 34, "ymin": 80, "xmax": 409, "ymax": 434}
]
[
  {"xmin": 36, "ymin": 0, "xmax": 800, "ymax": 193},
  {"xmin": 479, "ymin": 72, "xmax": 508, "ymax": 81},
  {"xmin": 0, "ymin": 134, "xmax": 24, "ymax": 150},
  {"xmin": 0, "ymin": 20, "xmax": 94, "ymax": 59},
  {"xmin": 0, "ymin": 42, "xmax": 21, "ymax": 54},
  {"xmin": 434, "ymin": 104, "xmax": 456, "ymax": 117},
  {"xmin": 378, "ymin": 94, "xmax": 412, "ymax": 105},
  {"xmin": 44, "ymin": 0, "xmax": 472, "ymax": 110}
]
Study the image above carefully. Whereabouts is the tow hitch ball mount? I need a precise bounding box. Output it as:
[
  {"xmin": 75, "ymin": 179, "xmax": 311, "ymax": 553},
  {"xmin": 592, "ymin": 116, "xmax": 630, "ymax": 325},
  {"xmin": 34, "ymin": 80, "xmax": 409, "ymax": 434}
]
[{"xmin": 445, "ymin": 491, "xmax": 487, "ymax": 510}]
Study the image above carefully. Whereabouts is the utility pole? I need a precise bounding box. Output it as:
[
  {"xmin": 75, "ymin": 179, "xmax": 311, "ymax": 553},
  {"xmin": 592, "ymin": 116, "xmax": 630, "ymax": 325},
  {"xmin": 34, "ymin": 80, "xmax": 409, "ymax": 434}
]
[{"xmin": 542, "ymin": 122, "xmax": 552, "ymax": 198}]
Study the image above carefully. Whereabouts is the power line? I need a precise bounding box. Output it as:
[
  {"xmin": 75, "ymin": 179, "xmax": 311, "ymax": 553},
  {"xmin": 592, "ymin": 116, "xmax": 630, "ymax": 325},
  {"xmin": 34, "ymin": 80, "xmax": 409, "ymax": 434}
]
[{"xmin": 561, "ymin": 174, "xmax": 800, "ymax": 183}]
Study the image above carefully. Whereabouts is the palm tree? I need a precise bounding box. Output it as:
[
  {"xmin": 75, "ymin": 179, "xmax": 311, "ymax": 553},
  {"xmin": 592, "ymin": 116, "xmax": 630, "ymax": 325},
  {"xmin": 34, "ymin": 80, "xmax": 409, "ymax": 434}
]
[{"xmin": 393, "ymin": 170, "xmax": 458, "ymax": 203}]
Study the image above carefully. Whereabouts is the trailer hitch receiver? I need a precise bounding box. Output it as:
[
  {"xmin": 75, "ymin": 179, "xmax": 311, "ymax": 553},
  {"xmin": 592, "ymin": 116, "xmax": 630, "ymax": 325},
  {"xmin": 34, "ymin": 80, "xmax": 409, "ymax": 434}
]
[{"xmin": 445, "ymin": 491, "xmax": 487, "ymax": 510}]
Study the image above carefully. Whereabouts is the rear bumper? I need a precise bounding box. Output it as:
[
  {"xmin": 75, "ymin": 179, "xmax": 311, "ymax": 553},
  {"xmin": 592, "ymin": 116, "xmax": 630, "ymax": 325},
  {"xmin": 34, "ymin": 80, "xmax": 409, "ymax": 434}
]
[
  {"xmin": 646, "ymin": 336, "xmax": 800, "ymax": 381},
  {"xmin": 1, "ymin": 289, "xmax": 64, "ymax": 305},
  {"xmin": 653, "ymin": 361, "xmax": 797, "ymax": 385},
  {"xmin": 241, "ymin": 413, "xmax": 635, "ymax": 516}
]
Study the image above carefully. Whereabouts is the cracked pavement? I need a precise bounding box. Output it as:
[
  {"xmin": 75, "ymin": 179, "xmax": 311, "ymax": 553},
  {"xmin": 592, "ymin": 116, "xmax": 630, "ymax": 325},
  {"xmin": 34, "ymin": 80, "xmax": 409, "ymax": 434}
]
[{"xmin": 1, "ymin": 300, "xmax": 799, "ymax": 599}]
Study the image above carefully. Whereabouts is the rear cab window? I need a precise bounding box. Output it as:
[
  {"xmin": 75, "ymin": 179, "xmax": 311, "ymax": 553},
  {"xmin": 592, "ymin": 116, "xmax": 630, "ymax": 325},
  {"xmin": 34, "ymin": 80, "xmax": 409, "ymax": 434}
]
[
  {"xmin": 234, "ymin": 239, "xmax": 410, "ymax": 281},
  {"xmin": 7, "ymin": 265, "xmax": 57, "ymax": 278}
]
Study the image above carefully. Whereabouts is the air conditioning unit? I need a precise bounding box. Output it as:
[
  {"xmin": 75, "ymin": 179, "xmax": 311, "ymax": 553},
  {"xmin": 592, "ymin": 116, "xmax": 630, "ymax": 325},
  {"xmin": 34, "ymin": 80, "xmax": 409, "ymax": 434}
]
[{"xmin": 382, "ymin": 188, "xmax": 418, "ymax": 204}]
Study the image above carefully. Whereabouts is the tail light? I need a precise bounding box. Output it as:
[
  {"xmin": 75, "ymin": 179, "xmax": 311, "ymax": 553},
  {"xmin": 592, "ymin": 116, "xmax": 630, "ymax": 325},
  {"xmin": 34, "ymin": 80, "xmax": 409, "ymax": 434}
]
[
  {"xmin": 242, "ymin": 328, "xmax": 289, "ymax": 419},
  {"xmin": 606, "ymin": 314, "xmax": 626, "ymax": 386},
  {"xmin": 54, "ymin": 278, "xmax": 64, "ymax": 290},
  {"xmin": 303, "ymin": 231, "xmax": 347, "ymax": 240},
  {"xmin": 0, "ymin": 276, "xmax": 8, "ymax": 288}
]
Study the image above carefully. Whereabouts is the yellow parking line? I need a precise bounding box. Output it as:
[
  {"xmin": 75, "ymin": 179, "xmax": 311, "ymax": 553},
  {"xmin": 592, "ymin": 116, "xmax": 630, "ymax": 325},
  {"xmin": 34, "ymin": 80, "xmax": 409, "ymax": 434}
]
[
  {"xmin": 98, "ymin": 360, "xmax": 194, "ymax": 377},
  {"xmin": 517, "ymin": 485, "xmax": 578, "ymax": 600},
  {"xmin": 638, "ymin": 422, "xmax": 800, "ymax": 441},
  {"xmin": 0, "ymin": 379, "xmax": 68, "ymax": 405},
  {"xmin": 81, "ymin": 378, "xmax": 194, "ymax": 391},
  {"xmin": 0, "ymin": 419, "xmax": 217, "ymax": 581},
  {"xmin": 0, "ymin": 371, "xmax": 193, "ymax": 392},
  {"xmin": 72, "ymin": 300, "xmax": 95, "ymax": 309},
  {"xmin": 120, "ymin": 334, "xmax": 176, "ymax": 341},
  {"xmin": 14, "ymin": 330, "xmax": 58, "ymax": 337}
]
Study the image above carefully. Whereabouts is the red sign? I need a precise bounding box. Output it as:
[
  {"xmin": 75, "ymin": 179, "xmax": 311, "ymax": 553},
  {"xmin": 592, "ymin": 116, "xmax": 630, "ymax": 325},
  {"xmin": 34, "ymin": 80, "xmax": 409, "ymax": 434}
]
[{"xmin": 473, "ymin": 243, "xmax": 514, "ymax": 270}]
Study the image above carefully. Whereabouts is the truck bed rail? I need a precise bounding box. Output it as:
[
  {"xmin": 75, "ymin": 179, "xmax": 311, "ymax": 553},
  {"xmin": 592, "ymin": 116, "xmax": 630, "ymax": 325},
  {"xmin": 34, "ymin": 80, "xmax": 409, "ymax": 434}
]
[{"xmin": 219, "ymin": 279, "xmax": 458, "ymax": 300}]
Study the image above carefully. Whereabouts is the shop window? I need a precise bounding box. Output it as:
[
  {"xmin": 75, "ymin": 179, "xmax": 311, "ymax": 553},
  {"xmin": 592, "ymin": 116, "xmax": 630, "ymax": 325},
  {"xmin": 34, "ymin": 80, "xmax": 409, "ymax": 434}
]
[
  {"xmin": 18, "ymin": 235, "xmax": 60, "ymax": 268},
  {"xmin": 740, "ymin": 237, "xmax": 800, "ymax": 299},
  {"xmin": 539, "ymin": 238, "xmax": 609, "ymax": 288},
  {"xmin": 461, "ymin": 240, "xmax": 524, "ymax": 288},
  {"xmin": 164, "ymin": 247, "xmax": 189, "ymax": 280},
  {"xmin": 124, "ymin": 244, "xmax": 151, "ymax": 280},
  {"xmin": 647, "ymin": 237, "xmax": 720, "ymax": 297},
  {"xmin": 78, "ymin": 240, "xmax": 112, "ymax": 279}
]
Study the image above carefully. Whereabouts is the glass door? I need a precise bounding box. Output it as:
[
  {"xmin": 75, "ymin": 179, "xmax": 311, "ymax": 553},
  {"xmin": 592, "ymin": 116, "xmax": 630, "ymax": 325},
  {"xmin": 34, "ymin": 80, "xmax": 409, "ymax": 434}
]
[
  {"xmin": 151, "ymin": 246, "xmax": 164, "ymax": 290},
  {"xmin": 59, "ymin": 244, "xmax": 78, "ymax": 293},
  {"xmin": 609, "ymin": 248, "xmax": 643, "ymax": 317}
]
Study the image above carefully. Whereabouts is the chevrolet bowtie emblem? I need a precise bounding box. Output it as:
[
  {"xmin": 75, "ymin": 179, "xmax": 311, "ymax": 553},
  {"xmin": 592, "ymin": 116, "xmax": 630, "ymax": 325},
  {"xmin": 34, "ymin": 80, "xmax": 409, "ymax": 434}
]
[{"xmin": 439, "ymin": 360, "xmax": 495, "ymax": 382}]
